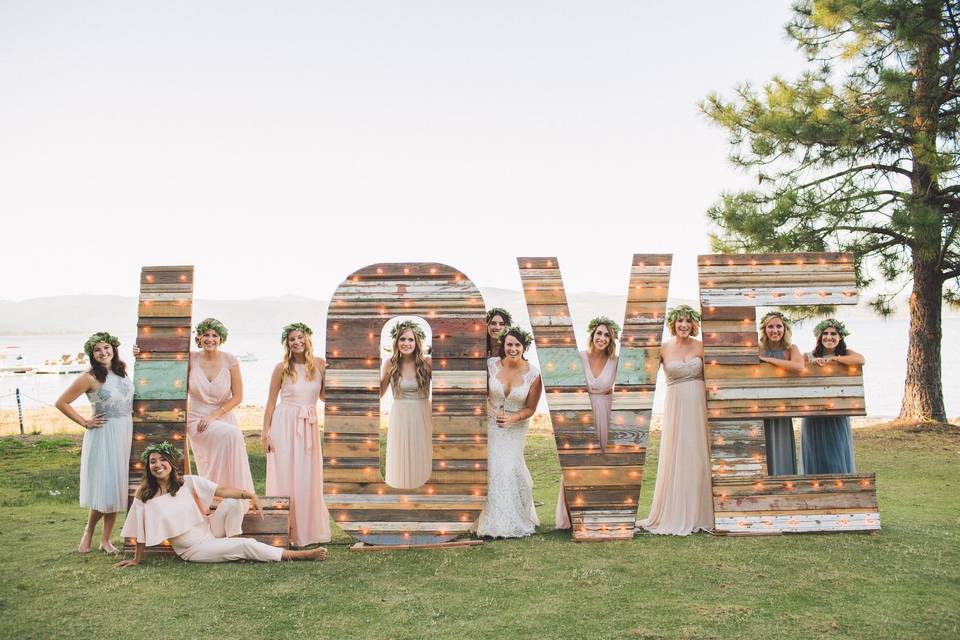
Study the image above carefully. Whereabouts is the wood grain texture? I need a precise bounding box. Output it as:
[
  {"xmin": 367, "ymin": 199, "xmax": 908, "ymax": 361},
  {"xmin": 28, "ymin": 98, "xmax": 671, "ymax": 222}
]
[
  {"xmin": 324, "ymin": 263, "xmax": 487, "ymax": 546},
  {"xmin": 519, "ymin": 254, "xmax": 671, "ymax": 541},
  {"xmin": 698, "ymin": 253, "xmax": 879, "ymax": 535}
]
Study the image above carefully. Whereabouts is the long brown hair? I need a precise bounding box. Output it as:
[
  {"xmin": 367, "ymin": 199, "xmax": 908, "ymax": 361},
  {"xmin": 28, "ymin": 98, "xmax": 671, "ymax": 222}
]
[
  {"xmin": 89, "ymin": 349, "xmax": 127, "ymax": 384},
  {"xmin": 388, "ymin": 327, "xmax": 430, "ymax": 391},
  {"xmin": 135, "ymin": 451, "xmax": 183, "ymax": 502},
  {"xmin": 282, "ymin": 330, "xmax": 319, "ymax": 383}
]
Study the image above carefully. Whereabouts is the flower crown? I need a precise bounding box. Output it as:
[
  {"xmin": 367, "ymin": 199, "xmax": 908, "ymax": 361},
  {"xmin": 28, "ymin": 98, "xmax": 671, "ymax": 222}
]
[
  {"xmin": 140, "ymin": 441, "xmax": 183, "ymax": 464},
  {"xmin": 666, "ymin": 305, "xmax": 701, "ymax": 325},
  {"xmin": 390, "ymin": 320, "xmax": 426, "ymax": 341},
  {"xmin": 813, "ymin": 318, "xmax": 850, "ymax": 338},
  {"xmin": 759, "ymin": 310, "xmax": 793, "ymax": 328},
  {"xmin": 83, "ymin": 332, "xmax": 120, "ymax": 359},
  {"xmin": 486, "ymin": 307, "xmax": 513, "ymax": 325},
  {"xmin": 587, "ymin": 316, "xmax": 621, "ymax": 340},
  {"xmin": 195, "ymin": 318, "xmax": 228, "ymax": 344},
  {"xmin": 281, "ymin": 322, "xmax": 313, "ymax": 344},
  {"xmin": 498, "ymin": 325, "xmax": 534, "ymax": 349}
]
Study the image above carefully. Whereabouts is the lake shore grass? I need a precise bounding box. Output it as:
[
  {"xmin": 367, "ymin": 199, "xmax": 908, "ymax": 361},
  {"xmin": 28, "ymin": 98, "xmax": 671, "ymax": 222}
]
[{"xmin": 1, "ymin": 423, "xmax": 958, "ymax": 639}]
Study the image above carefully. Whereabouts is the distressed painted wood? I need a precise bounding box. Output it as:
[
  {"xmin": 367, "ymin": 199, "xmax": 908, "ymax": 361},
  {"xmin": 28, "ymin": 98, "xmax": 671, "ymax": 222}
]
[
  {"xmin": 324, "ymin": 263, "xmax": 487, "ymax": 546},
  {"xmin": 519, "ymin": 255, "xmax": 671, "ymax": 541},
  {"xmin": 124, "ymin": 265, "xmax": 194, "ymax": 556},
  {"xmin": 698, "ymin": 253, "xmax": 880, "ymax": 534}
]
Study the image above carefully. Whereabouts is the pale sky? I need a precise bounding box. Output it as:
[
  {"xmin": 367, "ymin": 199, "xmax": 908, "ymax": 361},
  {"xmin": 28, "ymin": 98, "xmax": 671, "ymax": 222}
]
[{"xmin": 1, "ymin": 1, "xmax": 807, "ymax": 303}]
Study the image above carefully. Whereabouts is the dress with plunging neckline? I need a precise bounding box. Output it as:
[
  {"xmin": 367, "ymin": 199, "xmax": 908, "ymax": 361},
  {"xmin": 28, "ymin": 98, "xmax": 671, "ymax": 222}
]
[
  {"xmin": 555, "ymin": 351, "xmax": 618, "ymax": 529},
  {"xmin": 637, "ymin": 355, "xmax": 714, "ymax": 535},
  {"xmin": 187, "ymin": 351, "xmax": 254, "ymax": 495}
]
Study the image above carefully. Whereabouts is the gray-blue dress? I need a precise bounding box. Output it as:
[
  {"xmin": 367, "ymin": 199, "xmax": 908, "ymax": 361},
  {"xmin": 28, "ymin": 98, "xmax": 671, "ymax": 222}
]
[
  {"xmin": 801, "ymin": 416, "xmax": 855, "ymax": 474},
  {"xmin": 762, "ymin": 348, "xmax": 797, "ymax": 475}
]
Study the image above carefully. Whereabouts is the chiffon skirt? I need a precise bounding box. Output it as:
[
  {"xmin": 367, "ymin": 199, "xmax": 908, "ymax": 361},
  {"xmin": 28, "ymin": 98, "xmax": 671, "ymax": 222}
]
[
  {"xmin": 385, "ymin": 398, "xmax": 433, "ymax": 489},
  {"xmin": 764, "ymin": 418, "xmax": 797, "ymax": 476},
  {"xmin": 79, "ymin": 415, "xmax": 132, "ymax": 513},
  {"xmin": 188, "ymin": 408, "xmax": 255, "ymax": 495},
  {"xmin": 801, "ymin": 416, "xmax": 855, "ymax": 474},
  {"xmin": 637, "ymin": 378, "xmax": 713, "ymax": 535}
]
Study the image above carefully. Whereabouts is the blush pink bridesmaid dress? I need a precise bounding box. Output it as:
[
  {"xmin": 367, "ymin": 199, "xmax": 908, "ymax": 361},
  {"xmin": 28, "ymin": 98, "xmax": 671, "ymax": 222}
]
[
  {"xmin": 555, "ymin": 351, "xmax": 618, "ymax": 529},
  {"xmin": 265, "ymin": 362, "xmax": 331, "ymax": 546},
  {"xmin": 187, "ymin": 351, "xmax": 255, "ymax": 495}
]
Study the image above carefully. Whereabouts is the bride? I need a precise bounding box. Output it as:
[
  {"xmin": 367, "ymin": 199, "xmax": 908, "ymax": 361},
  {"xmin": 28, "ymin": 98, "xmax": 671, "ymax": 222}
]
[{"xmin": 475, "ymin": 326, "xmax": 543, "ymax": 538}]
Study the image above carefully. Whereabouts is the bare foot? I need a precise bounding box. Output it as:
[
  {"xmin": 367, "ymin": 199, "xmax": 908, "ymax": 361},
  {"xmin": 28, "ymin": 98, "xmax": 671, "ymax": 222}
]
[
  {"xmin": 99, "ymin": 541, "xmax": 119, "ymax": 555},
  {"xmin": 309, "ymin": 547, "xmax": 327, "ymax": 561},
  {"xmin": 78, "ymin": 530, "xmax": 94, "ymax": 554}
]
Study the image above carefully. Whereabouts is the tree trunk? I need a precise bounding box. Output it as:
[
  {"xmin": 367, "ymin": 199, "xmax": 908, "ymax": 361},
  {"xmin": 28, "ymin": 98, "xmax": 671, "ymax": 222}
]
[{"xmin": 899, "ymin": 251, "xmax": 946, "ymax": 422}]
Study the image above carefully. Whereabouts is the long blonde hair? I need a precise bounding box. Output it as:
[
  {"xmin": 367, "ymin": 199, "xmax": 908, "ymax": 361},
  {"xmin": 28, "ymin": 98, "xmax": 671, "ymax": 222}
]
[
  {"xmin": 759, "ymin": 312, "xmax": 793, "ymax": 351},
  {"xmin": 282, "ymin": 330, "xmax": 319, "ymax": 383},
  {"xmin": 388, "ymin": 326, "xmax": 430, "ymax": 391}
]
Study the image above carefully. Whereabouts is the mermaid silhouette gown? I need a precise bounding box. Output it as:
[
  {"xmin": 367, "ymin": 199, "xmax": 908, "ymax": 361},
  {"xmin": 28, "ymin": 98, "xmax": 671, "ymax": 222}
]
[
  {"xmin": 187, "ymin": 351, "xmax": 255, "ymax": 495},
  {"xmin": 637, "ymin": 356, "xmax": 713, "ymax": 535},
  {"xmin": 555, "ymin": 351, "xmax": 617, "ymax": 529},
  {"xmin": 475, "ymin": 357, "xmax": 541, "ymax": 538}
]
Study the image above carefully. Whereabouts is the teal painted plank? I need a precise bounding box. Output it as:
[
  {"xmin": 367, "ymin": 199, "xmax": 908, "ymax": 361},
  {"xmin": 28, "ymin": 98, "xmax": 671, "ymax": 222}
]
[
  {"xmin": 615, "ymin": 349, "xmax": 650, "ymax": 385},
  {"xmin": 537, "ymin": 348, "xmax": 585, "ymax": 387},
  {"xmin": 133, "ymin": 360, "xmax": 189, "ymax": 400}
]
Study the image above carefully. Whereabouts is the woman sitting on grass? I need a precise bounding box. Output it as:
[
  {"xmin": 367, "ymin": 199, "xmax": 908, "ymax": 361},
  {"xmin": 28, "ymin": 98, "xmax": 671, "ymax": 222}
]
[{"xmin": 116, "ymin": 442, "xmax": 325, "ymax": 567}]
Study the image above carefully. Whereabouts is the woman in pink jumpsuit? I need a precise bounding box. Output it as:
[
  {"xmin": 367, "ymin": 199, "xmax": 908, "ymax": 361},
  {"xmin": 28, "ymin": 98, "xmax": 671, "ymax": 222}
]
[
  {"xmin": 116, "ymin": 442, "xmax": 325, "ymax": 566},
  {"xmin": 262, "ymin": 322, "xmax": 331, "ymax": 547}
]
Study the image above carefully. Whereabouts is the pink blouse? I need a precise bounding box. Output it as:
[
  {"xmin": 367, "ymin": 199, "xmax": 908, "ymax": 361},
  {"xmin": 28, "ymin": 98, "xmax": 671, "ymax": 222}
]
[{"xmin": 120, "ymin": 475, "xmax": 217, "ymax": 546}]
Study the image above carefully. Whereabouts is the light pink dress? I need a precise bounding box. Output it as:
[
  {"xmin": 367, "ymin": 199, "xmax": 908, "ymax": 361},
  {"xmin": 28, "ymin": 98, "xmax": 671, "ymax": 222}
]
[
  {"xmin": 266, "ymin": 362, "xmax": 331, "ymax": 546},
  {"xmin": 555, "ymin": 351, "xmax": 617, "ymax": 529},
  {"xmin": 637, "ymin": 356, "xmax": 714, "ymax": 535},
  {"xmin": 121, "ymin": 475, "xmax": 282, "ymax": 562},
  {"xmin": 187, "ymin": 351, "xmax": 255, "ymax": 495},
  {"xmin": 385, "ymin": 376, "xmax": 433, "ymax": 489}
]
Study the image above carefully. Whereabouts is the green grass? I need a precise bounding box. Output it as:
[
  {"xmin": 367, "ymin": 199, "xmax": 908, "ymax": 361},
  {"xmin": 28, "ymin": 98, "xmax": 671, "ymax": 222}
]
[{"xmin": 1, "ymin": 425, "xmax": 958, "ymax": 639}]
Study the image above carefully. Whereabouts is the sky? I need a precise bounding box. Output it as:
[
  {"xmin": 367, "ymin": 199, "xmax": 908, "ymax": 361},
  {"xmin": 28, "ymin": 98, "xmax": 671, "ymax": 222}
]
[{"xmin": 1, "ymin": 1, "xmax": 809, "ymax": 303}]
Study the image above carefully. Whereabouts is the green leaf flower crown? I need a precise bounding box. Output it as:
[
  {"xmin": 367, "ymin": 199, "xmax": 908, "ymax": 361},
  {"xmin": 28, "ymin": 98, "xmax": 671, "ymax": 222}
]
[
  {"xmin": 140, "ymin": 441, "xmax": 183, "ymax": 463},
  {"xmin": 281, "ymin": 322, "xmax": 313, "ymax": 344},
  {"xmin": 390, "ymin": 319, "xmax": 426, "ymax": 341},
  {"xmin": 813, "ymin": 318, "xmax": 850, "ymax": 338},
  {"xmin": 759, "ymin": 310, "xmax": 793, "ymax": 328},
  {"xmin": 194, "ymin": 317, "xmax": 228, "ymax": 344},
  {"xmin": 83, "ymin": 332, "xmax": 120, "ymax": 359},
  {"xmin": 498, "ymin": 325, "xmax": 534, "ymax": 349},
  {"xmin": 587, "ymin": 316, "xmax": 621, "ymax": 340},
  {"xmin": 666, "ymin": 305, "xmax": 701, "ymax": 325},
  {"xmin": 485, "ymin": 307, "xmax": 513, "ymax": 325}
]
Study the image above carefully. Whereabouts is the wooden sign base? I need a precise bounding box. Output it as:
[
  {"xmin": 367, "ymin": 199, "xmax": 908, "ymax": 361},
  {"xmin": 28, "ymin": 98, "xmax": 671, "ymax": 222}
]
[{"xmin": 349, "ymin": 539, "xmax": 484, "ymax": 552}]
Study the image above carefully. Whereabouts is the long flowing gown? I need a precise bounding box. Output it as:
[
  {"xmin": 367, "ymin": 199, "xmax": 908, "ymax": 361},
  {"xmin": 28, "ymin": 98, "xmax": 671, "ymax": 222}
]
[
  {"xmin": 121, "ymin": 475, "xmax": 282, "ymax": 562},
  {"xmin": 187, "ymin": 351, "xmax": 255, "ymax": 494},
  {"xmin": 475, "ymin": 357, "xmax": 540, "ymax": 538},
  {"xmin": 762, "ymin": 348, "xmax": 797, "ymax": 475},
  {"xmin": 637, "ymin": 357, "xmax": 714, "ymax": 535},
  {"xmin": 385, "ymin": 376, "xmax": 433, "ymax": 489},
  {"xmin": 81, "ymin": 370, "xmax": 134, "ymax": 513},
  {"xmin": 555, "ymin": 351, "xmax": 618, "ymax": 529},
  {"xmin": 801, "ymin": 416, "xmax": 856, "ymax": 474},
  {"xmin": 266, "ymin": 363, "xmax": 332, "ymax": 546}
]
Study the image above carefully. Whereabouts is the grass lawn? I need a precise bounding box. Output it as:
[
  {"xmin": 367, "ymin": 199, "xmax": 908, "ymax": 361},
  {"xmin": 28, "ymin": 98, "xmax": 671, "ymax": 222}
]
[{"xmin": 1, "ymin": 424, "xmax": 957, "ymax": 639}]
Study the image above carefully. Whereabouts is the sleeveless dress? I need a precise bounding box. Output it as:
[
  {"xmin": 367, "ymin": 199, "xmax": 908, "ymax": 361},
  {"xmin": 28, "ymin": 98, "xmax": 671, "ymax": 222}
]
[
  {"xmin": 475, "ymin": 357, "xmax": 541, "ymax": 538},
  {"xmin": 385, "ymin": 375, "xmax": 433, "ymax": 489},
  {"xmin": 81, "ymin": 370, "xmax": 134, "ymax": 513},
  {"xmin": 762, "ymin": 348, "xmax": 797, "ymax": 475},
  {"xmin": 187, "ymin": 351, "xmax": 255, "ymax": 494},
  {"xmin": 801, "ymin": 352, "xmax": 856, "ymax": 474},
  {"xmin": 555, "ymin": 351, "xmax": 618, "ymax": 529},
  {"xmin": 121, "ymin": 475, "xmax": 282, "ymax": 563},
  {"xmin": 265, "ymin": 362, "xmax": 331, "ymax": 546},
  {"xmin": 637, "ymin": 357, "xmax": 713, "ymax": 535}
]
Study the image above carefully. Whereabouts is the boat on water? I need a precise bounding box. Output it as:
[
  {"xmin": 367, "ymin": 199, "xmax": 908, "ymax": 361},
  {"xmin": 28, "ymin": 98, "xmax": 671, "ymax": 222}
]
[
  {"xmin": 34, "ymin": 353, "xmax": 88, "ymax": 375},
  {"xmin": 0, "ymin": 346, "xmax": 32, "ymax": 374}
]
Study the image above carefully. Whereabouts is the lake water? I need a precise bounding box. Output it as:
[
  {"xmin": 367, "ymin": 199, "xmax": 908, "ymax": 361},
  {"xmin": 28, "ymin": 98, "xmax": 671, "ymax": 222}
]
[{"xmin": 2, "ymin": 317, "xmax": 958, "ymax": 418}]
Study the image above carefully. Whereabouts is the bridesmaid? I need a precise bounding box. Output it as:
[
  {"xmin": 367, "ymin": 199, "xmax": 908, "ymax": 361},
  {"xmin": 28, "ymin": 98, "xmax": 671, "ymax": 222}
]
[
  {"xmin": 187, "ymin": 318, "xmax": 255, "ymax": 495},
  {"xmin": 476, "ymin": 326, "xmax": 543, "ymax": 538},
  {"xmin": 262, "ymin": 322, "xmax": 332, "ymax": 546},
  {"xmin": 801, "ymin": 319, "xmax": 864, "ymax": 474},
  {"xmin": 555, "ymin": 316, "xmax": 620, "ymax": 530},
  {"xmin": 116, "ymin": 442, "xmax": 325, "ymax": 566},
  {"xmin": 637, "ymin": 306, "xmax": 713, "ymax": 535},
  {"xmin": 486, "ymin": 308, "xmax": 513, "ymax": 357},
  {"xmin": 757, "ymin": 311, "xmax": 804, "ymax": 475},
  {"xmin": 380, "ymin": 320, "xmax": 433, "ymax": 489},
  {"xmin": 55, "ymin": 332, "xmax": 134, "ymax": 553}
]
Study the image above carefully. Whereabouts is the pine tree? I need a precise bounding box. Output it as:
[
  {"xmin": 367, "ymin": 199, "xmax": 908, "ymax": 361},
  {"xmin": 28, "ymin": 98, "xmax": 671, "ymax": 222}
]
[{"xmin": 701, "ymin": 0, "xmax": 959, "ymax": 422}]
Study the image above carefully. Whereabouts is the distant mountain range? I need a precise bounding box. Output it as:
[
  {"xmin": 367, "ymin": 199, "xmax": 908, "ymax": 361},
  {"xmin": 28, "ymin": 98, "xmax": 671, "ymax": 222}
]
[{"xmin": 0, "ymin": 288, "xmax": 946, "ymax": 335}]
